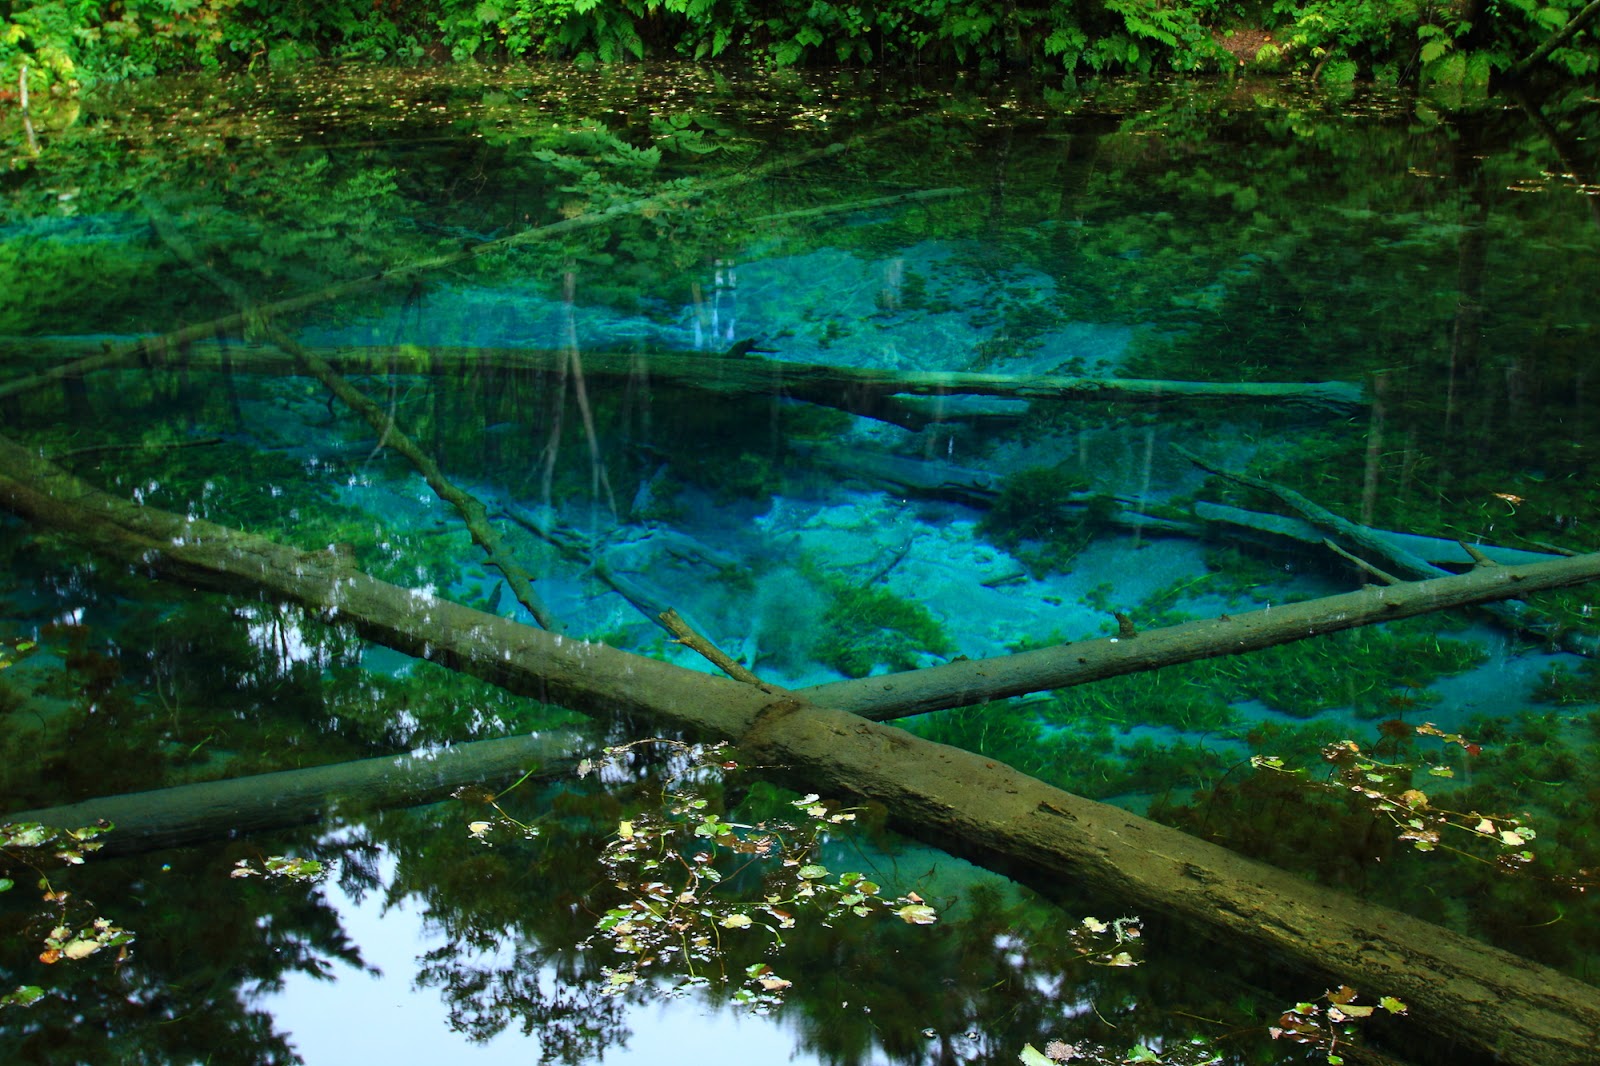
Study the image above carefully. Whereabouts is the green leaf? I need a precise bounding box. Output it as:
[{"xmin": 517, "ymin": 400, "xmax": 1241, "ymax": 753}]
[
  {"xmin": 1018, "ymin": 1045, "xmax": 1054, "ymax": 1066},
  {"xmin": 1, "ymin": 985, "xmax": 45, "ymax": 1009},
  {"xmin": 1379, "ymin": 996, "xmax": 1409, "ymax": 1013},
  {"xmin": 0, "ymin": 879, "xmax": 12, "ymax": 893},
  {"xmin": 797, "ymin": 864, "xmax": 828, "ymax": 880}
]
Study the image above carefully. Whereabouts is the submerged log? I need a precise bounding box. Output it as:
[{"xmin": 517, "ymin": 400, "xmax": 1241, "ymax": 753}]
[
  {"xmin": 801, "ymin": 550, "xmax": 1600, "ymax": 720},
  {"xmin": 2, "ymin": 435, "xmax": 1599, "ymax": 1065},
  {"xmin": 9, "ymin": 339, "xmax": 1367, "ymax": 425},
  {"xmin": 2, "ymin": 732, "xmax": 582, "ymax": 857}
]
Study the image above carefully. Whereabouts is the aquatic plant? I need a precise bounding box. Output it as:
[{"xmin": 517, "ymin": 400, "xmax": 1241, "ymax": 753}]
[
  {"xmin": 814, "ymin": 578, "xmax": 953, "ymax": 679},
  {"xmin": 1251, "ymin": 723, "xmax": 1546, "ymax": 873},
  {"xmin": 978, "ymin": 466, "xmax": 1114, "ymax": 577}
]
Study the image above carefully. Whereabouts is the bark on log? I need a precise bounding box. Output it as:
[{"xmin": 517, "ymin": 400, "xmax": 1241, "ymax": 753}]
[
  {"xmin": 2, "ymin": 732, "xmax": 582, "ymax": 856},
  {"xmin": 2, "ymin": 435, "xmax": 1599, "ymax": 1065}
]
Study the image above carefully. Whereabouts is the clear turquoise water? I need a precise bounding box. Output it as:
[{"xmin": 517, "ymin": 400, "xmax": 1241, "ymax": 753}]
[{"xmin": 1, "ymin": 65, "xmax": 1598, "ymax": 1065}]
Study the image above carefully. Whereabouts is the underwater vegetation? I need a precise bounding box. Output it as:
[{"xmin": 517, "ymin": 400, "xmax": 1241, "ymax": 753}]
[
  {"xmin": 977, "ymin": 465, "xmax": 1118, "ymax": 577},
  {"xmin": 814, "ymin": 574, "xmax": 953, "ymax": 679}
]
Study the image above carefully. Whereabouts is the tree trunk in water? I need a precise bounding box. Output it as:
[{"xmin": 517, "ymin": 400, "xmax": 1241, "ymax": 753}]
[
  {"xmin": 8, "ymin": 339, "xmax": 1367, "ymax": 427},
  {"xmin": 2, "ymin": 434, "xmax": 1599, "ymax": 1066},
  {"xmin": 2, "ymin": 733, "xmax": 582, "ymax": 856}
]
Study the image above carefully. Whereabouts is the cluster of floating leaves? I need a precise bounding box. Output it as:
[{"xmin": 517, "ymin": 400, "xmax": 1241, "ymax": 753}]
[
  {"xmin": 229, "ymin": 855, "xmax": 327, "ymax": 883},
  {"xmin": 1020, "ymin": 982, "xmax": 1407, "ymax": 1066},
  {"xmin": 571, "ymin": 739, "xmax": 936, "ymax": 1009},
  {"xmin": 1, "ymin": 821, "xmax": 131, "ymax": 1011},
  {"xmin": 1270, "ymin": 985, "xmax": 1408, "ymax": 1066},
  {"xmin": 1250, "ymin": 721, "xmax": 1572, "ymax": 878}
]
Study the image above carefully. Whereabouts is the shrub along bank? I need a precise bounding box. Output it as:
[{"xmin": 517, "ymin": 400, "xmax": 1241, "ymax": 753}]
[{"xmin": 2, "ymin": 0, "xmax": 1596, "ymax": 97}]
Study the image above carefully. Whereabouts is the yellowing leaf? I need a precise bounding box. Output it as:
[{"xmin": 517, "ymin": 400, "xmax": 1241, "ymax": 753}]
[
  {"xmin": 720, "ymin": 913, "xmax": 753, "ymax": 929},
  {"xmin": 1500, "ymin": 830, "xmax": 1526, "ymax": 846},
  {"xmin": 62, "ymin": 939, "xmax": 101, "ymax": 960},
  {"xmin": 895, "ymin": 904, "xmax": 937, "ymax": 925},
  {"xmin": 618, "ymin": 820, "xmax": 634, "ymax": 839}
]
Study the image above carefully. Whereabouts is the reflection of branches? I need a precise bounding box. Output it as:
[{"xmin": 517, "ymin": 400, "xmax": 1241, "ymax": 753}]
[
  {"xmin": 416, "ymin": 947, "xmax": 630, "ymax": 1063},
  {"xmin": 1510, "ymin": 87, "xmax": 1600, "ymax": 231}
]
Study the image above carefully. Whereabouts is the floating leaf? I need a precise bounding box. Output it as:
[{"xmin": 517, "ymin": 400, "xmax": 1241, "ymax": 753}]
[
  {"xmin": 1379, "ymin": 996, "xmax": 1409, "ymax": 1014},
  {"xmin": 61, "ymin": 939, "xmax": 100, "ymax": 961},
  {"xmin": 720, "ymin": 913, "xmax": 753, "ymax": 929},
  {"xmin": 797, "ymin": 864, "xmax": 828, "ymax": 880},
  {"xmin": 1017, "ymin": 1044, "xmax": 1054, "ymax": 1066},
  {"xmin": 895, "ymin": 904, "xmax": 938, "ymax": 925},
  {"xmin": 1, "ymin": 985, "xmax": 44, "ymax": 1008}
]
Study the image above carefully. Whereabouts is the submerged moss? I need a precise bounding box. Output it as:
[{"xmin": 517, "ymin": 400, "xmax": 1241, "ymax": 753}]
[{"xmin": 815, "ymin": 581, "xmax": 952, "ymax": 678}]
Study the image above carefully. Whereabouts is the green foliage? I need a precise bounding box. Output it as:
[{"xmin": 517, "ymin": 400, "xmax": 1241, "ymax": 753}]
[{"xmin": 10, "ymin": 0, "xmax": 1593, "ymax": 86}]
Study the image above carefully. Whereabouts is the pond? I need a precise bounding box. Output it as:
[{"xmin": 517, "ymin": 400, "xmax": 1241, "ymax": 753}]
[{"xmin": 1, "ymin": 63, "xmax": 1598, "ymax": 1066}]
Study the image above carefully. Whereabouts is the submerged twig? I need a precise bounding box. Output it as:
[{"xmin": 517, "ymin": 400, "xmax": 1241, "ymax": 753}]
[
  {"xmin": 0, "ymin": 123, "xmax": 919, "ymax": 406},
  {"xmin": 658, "ymin": 607, "xmax": 765, "ymax": 685}
]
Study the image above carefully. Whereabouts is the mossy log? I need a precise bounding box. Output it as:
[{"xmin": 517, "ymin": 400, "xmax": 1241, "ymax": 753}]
[
  {"xmin": 9, "ymin": 339, "xmax": 1366, "ymax": 425},
  {"xmin": 2, "ymin": 434, "xmax": 1599, "ymax": 1065},
  {"xmin": 2, "ymin": 732, "xmax": 582, "ymax": 857}
]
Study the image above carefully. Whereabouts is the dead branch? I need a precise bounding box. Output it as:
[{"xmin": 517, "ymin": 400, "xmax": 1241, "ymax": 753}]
[
  {"xmin": 142, "ymin": 196, "xmax": 564, "ymax": 633},
  {"xmin": 659, "ymin": 607, "xmax": 764, "ymax": 684}
]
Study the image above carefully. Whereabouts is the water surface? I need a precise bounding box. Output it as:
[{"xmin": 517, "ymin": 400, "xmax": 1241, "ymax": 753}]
[{"xmin": 1, "ymin": 64, "xmax": 1598, "ymax": 1065}]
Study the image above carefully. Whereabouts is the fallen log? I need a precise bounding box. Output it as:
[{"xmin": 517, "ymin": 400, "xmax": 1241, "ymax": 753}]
[
  {"xmin": 1181, "ymin": 448, "xmax": 1600, "ymax": 657},
  {"xmin": 2, "ymin": 434, "xmax": 1599, "ymax": 1065},
  {"xmin": 1, "ymin": 732, "xmax": 582, "ymax": 857},
  {"xmin": 1191, "ymin": 500, "xmax": 1565, "ymax": 568},
  {"xmin": 7, "ymin": 339, "xmax": 1367, "ymax": 426},
  {"xmin": 800, "ymin": 549, "xmax": 1600, "ymax": 720}
]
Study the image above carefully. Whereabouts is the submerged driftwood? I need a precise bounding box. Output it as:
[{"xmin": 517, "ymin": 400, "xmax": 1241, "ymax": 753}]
[
  {"xmin": 2, "ymin": 434, "xmax": 1600, "ymax": 1065},
  {"xmin": 4, "ymin": 732, "xmax": 582, "ymax": 856},
  {"xmin": 9, "ymin": 339, "xmax": 1366, "ymax": 427}
]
